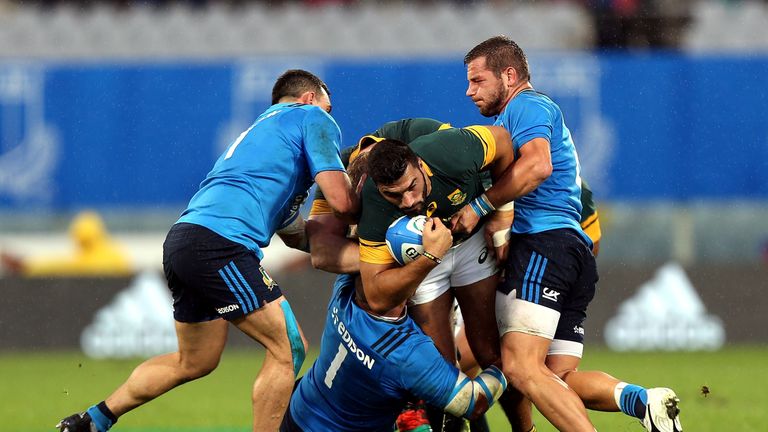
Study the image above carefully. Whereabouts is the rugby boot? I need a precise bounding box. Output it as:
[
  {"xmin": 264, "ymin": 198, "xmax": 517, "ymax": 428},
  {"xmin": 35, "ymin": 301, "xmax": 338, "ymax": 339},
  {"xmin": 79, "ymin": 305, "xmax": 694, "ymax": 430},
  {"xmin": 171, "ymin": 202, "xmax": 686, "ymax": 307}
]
[
  {"xmin": 56, "ymin": 412, "xmax": 97, "ymax": 432},
  {"xmin": 642, "ymin": 387, "xmax": 683, "ymax": 432}
]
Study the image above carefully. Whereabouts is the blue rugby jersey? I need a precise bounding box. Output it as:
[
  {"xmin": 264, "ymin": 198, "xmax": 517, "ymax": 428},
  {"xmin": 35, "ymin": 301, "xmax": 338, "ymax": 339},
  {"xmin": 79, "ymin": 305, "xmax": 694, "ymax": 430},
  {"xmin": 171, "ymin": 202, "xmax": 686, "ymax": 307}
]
[
  {"xmin": 494, "ymin": 90, "xmax": 591, "ymax": 246},
  {"xmin": 289, "ymin": 274, "xmax": 459, "ymax": 432},
  {"xmin": 177, "ymin": 103, "xmax": 345, "ymax": 259}
]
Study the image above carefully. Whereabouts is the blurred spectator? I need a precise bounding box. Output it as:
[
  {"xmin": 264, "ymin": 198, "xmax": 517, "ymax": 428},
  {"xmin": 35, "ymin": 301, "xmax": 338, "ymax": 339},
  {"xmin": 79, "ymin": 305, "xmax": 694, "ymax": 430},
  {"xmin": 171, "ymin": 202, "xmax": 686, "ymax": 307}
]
[
  {"xmin": 0, "ymin": 211, "xmax": 133, "ymax": 277},
  {"xmin": 590, "ymin": 0, "xmax": 691, "ymax": 49}
]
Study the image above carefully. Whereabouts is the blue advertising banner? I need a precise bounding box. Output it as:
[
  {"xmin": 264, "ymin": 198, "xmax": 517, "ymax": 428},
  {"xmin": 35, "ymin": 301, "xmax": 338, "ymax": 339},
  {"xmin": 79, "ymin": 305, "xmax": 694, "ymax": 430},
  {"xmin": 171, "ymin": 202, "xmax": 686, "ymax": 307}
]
[{"xmin": 0, "ymin": 54, "xmax": 766, "ymax": 211}]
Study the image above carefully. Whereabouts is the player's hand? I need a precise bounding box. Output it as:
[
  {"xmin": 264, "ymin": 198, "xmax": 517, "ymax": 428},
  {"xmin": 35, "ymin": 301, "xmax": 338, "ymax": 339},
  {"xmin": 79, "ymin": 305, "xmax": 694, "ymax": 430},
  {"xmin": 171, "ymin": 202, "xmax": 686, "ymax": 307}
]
[
  {"xmin": 421, "ymin": 217, "xmax": 452, "ymax": 260},
  {"xmin": 450, "ymin": 204, "xmax": 481, "ymax": 236},
  {"xmin": 483, "ymin": 210, "xmax": 514, "ymax": 263}
]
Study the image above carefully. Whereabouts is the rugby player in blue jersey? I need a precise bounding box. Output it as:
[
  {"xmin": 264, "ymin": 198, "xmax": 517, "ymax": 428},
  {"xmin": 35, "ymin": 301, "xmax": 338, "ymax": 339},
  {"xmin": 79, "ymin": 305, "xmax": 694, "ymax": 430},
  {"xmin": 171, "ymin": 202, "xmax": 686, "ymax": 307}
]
[
  {"xmin": 463, "ymin": 36, "xmax": 682, "ymax": 432},
  {"xmin": 57, "ymin": 69, "xmax": 359, "ymax": 432},
  {"xmin": 281, "ymin": 198, "xmax": 507, "ymax": 431}
]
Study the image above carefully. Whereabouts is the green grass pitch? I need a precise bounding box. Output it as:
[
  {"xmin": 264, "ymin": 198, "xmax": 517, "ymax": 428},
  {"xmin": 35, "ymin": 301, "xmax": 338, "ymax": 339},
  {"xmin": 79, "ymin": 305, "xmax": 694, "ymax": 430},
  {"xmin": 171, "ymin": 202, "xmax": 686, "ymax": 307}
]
[{"xmin": 3, "ymin": 345, "xmax": 766, "ymax": 431}]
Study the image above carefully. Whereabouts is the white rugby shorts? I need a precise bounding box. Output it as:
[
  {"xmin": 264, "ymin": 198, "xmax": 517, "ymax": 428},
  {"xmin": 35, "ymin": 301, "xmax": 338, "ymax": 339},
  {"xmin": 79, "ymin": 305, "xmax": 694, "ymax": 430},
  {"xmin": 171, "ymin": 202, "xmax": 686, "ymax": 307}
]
[
  {"xmin": 495, "ymin": 289, "xmax": 584, "ymax": 358},
  {"xmin": 409, "ymin": 227, "xmax": 497, "ymax": 305}
]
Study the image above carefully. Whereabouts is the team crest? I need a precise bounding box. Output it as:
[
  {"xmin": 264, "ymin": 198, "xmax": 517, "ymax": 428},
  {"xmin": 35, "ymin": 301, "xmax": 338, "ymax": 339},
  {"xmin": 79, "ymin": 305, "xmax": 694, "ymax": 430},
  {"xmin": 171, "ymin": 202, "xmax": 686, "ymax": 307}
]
[
  {"xmin": 447, "ymin": 189, "xmax": 467, "ymax": 206},
  {"xmin": 259, "ymin": 266, "xmax": 277, "ymax": 291}
]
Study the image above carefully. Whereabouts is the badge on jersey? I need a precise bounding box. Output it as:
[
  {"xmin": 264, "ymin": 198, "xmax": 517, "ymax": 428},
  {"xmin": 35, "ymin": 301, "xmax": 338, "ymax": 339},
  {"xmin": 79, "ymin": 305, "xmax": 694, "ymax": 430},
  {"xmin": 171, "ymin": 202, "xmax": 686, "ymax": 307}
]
[{"xmin": 447, "ymin": 189, "xmax": 467, "ymax": 206}]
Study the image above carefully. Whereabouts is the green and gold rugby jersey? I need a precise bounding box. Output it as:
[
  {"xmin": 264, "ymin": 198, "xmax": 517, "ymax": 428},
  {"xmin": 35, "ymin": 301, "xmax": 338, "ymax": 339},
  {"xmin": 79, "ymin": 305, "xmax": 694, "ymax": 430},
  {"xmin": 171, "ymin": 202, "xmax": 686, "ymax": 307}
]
[
  {"xmin": 310, "ymin": 118, "xmax": 450, "ymax": 216},
  {"xmin": 357, "ymin": 125, "xmax": 497, "ymax": 265},
  {"xmin": 579, "ymin": 178, "xmax": 601, "ymax": 245}
]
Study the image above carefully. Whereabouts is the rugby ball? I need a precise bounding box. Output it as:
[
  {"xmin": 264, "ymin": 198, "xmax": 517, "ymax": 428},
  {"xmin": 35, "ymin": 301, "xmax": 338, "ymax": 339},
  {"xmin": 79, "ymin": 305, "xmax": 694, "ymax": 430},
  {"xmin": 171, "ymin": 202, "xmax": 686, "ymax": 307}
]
[{"xmin": 385, "ymin": 215, "xmax": 427, "ymax": 265}]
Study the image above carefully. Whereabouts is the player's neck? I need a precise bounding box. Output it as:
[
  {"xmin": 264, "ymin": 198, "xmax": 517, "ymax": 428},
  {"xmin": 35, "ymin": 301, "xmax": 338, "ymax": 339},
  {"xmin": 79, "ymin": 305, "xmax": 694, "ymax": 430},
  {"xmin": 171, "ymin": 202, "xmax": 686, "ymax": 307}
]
[
  {"xmin": 354, "ymin": 288, "xmax": 406, "ymax": 319},
  {"xmin": 505, "ymin": 81, "xmax": 533, "ymax": 107}
]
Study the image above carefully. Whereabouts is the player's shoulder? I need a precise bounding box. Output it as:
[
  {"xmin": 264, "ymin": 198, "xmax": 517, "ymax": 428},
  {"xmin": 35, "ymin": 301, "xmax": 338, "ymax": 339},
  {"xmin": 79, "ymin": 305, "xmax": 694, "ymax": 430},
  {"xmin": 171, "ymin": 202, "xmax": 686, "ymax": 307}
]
[
  {"xmin": 509, "ymin": 91, "xmax": 559, "ymax": 115},
  {"xmin": 367, "ymin": 319, "xmax": 433, "ymax": 363},
  {"xmin": 279, "ymin": 103, "xmax": 338, "ymax": 127}
]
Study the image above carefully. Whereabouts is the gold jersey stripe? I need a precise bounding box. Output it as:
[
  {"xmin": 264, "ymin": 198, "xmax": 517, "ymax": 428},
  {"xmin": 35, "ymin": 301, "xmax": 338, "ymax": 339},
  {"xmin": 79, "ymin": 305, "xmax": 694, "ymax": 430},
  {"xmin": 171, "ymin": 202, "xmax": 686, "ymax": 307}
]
[
  {"xmin": 465, "ymin": 125, "xmax": 497, "ymax": 169},
  {"xmin": 350, "ymin": 135, "xmax": 386, "ymax": 163},
  {"xmin": 438, "ymin": 123, "xmax": 452, "ymax": 131},
  {"xmin": 360, "ymin": 241, "xmax": 395, "ymax": 265},
  {"xmin": 580, "ymin": 211, "xmax": 602, "ymax": 244},
  {"xmin": 309, "ymin": 198, "xmax": 332, "ymax": 216}
]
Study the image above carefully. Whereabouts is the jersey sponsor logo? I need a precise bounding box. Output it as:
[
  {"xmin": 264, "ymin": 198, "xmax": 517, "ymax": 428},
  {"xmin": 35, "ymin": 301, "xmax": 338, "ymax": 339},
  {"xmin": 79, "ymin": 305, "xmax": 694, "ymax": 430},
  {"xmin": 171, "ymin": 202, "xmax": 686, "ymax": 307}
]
[
  {"xmin": 605, "ymin": 262, "xmax": 725, "ymax": 351},
  {"xmin": 447, "ymin": 189, "xmax": 467, "ymax": 206},
  {"xmin": 217, "ymin": 304, "xmax": 240, "ymax": 314},
  {"xmin": 331, "ymin": 307, "xmax": 375, "ymax": 370},
  {"xmin": 542, "ymin": 287, "xmax": 560, "ymax": 303},
  {"xmin": 478, "ymin": 247, "xmax": 488, "ymax": 264},
  {"xmin": 573, "ymin": 325, "xmax": 585, "ymax": 336}
]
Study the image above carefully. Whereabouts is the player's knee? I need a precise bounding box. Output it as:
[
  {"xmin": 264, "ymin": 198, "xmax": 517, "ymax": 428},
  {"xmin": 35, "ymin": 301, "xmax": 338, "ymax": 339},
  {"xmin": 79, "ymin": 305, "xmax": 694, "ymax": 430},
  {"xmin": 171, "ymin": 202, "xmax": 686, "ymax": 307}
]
[
  {"xmin": 181, "ymin": 357, "xmax": 220, "ymax": 381},
  {"xmin": 502, "ymin": 356, "xmax": 541, "ymax": 391},
  {"xmin": 551, "ymin": 366, "xmax": 577, "ymax": 381}
]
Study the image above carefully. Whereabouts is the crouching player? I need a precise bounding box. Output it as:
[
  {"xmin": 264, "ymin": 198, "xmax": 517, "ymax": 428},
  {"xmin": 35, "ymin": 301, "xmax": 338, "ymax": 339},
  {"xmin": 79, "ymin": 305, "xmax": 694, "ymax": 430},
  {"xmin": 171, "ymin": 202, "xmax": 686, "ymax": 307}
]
[{"xmin": 280, "ymin": 219, "xmax": 506, "ymax": 432}]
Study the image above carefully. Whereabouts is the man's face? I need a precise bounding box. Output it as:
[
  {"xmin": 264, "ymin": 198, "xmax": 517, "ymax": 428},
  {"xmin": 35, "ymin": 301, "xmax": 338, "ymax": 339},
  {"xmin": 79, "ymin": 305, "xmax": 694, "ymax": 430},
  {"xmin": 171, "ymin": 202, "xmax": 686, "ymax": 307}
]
[
  {"xmin": 376, "ymin": 161, "xmax": 428, "ymax": 217},
  {"xmin": 466, "ymin": 57, "xmax": 508, "ymax": 117}
]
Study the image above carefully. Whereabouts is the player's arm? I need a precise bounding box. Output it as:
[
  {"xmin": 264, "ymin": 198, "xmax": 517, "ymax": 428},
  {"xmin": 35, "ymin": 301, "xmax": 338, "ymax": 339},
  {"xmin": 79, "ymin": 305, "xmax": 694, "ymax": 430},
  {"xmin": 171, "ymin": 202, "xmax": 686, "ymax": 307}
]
[
  {"xmin": 443, "ymin": 366, "xmax": 507, "ymax": 420},
  {"xmin": 314, "ymin": 171, "xmax": 359, "ymax": 225},
  {"xmin": 359, "ymin": 218, "xmax": 452, "ymax": 314},
  {"xmin": 304, "ymin": 147, "xmax": 370, "ymax": 273},
  {"xmin": 276, "ymin": 213, "xmax": 310, "ymax": 252},
  {"xmin": 403, "ymin": 342, "xmax": 508, "ymax": 420},
  {"xmin": 487, "ymin": 136, "xmax": 552, "ymax": 204},
  {"xmin": 305, "ymin": 214, "xmax": 360, "ymax": 273},
  {"xmin": 449, "ymin": 125, "xmax": 515, "ymax": 236},
  {"xmin": 303, "ymin": 108, "xmax": 360, "ymax": 224}
]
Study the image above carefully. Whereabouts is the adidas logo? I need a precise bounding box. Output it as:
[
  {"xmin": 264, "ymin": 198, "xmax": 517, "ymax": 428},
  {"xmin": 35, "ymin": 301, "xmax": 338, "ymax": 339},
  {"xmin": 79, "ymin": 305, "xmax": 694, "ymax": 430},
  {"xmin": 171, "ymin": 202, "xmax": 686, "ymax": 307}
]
[
  {"xmin": 604, "ymin": 262, "xmax": 725, "ymax": 351},
  {"xmin": 80, "ymin": 270, "xmax": 178, "ymax": 358}
]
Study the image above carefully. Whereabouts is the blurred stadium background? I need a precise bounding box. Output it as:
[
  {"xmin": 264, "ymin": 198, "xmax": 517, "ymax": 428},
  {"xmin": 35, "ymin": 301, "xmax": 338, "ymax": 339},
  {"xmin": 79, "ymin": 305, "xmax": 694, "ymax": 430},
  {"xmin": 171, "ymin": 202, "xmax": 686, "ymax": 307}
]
[{"xmin": 0, "ymin": 0, "xmax": 767, "ymax": 430}]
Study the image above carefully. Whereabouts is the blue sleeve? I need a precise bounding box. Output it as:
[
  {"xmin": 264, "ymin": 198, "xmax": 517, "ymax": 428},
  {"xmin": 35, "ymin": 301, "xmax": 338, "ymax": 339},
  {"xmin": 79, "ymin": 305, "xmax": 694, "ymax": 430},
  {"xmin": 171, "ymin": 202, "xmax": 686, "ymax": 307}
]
[
  {"xmin": 302, "ymin": 107, "xmax": 345, "ymax": 177},
  {"xmin": 501, "ymin": 100, "xmax": 554, "ymax": 153},
  {"xmin": 398, "ymin": 340, "xmax": 460, "ymax": 408}
]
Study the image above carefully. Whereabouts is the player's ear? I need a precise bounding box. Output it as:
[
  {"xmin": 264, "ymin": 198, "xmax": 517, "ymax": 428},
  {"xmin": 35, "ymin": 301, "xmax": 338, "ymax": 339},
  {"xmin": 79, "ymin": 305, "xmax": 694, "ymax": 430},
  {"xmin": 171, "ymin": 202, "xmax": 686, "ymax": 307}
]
[
  {"xmin": 504, "ymin": 67, "xmax": 517, "ymax": 87},
  {"xmin": 298, "ymin": 91, "xmax": 316, "ymax": 105}
]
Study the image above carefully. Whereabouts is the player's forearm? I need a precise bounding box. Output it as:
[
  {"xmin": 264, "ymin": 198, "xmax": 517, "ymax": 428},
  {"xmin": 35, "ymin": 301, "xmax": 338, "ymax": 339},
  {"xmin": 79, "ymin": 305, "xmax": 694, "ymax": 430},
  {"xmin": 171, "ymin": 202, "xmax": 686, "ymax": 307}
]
[
  {"xmin": 309, "ymin": 233, "xmax": 359, "ymax": 274},
  {"xmin": 315, "ymin": 171, "xmax": 359, "ymax": 224},
  {"xmin": 486, "ymin": 154, "xmax": 551, "ymax": 207},
  {"xmin": 305, "ymin": 216, "xmax": 360, "ymax": 273},
  {"xmin": 361, "ymin": 258, "xmax": 438, "ymax": 313},
  {"xmin": 443, "ymin": 365, "xmax": 508, "ymax": 420}
]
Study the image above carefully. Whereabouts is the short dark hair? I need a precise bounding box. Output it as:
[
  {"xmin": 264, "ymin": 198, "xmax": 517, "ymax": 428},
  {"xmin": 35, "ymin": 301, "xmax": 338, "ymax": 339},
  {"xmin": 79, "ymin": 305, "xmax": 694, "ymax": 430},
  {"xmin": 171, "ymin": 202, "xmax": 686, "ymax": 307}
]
[
  {"xmin": 464, "ymin": 35, "xmax": 530, "ymax": 82},
  {"xmin": 271, "ymin": 69, "xmax": 331, "ymax": 105},
  {"xmin": 367, "ymin": 139, "xmax": 419, "ymax": 186}
]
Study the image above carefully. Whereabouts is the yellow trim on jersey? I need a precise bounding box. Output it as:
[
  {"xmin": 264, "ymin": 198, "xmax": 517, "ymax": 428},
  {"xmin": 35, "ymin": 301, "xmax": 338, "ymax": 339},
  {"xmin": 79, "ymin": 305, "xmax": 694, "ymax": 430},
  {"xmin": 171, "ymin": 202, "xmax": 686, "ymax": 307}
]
[
  {"xmin": 420, "ymin": 161, "xmax": 434, "ymax": 177},
  {"xmin": 438, "ymin": 123, "xmax": 453, "ymax": 131},
  {"xmin": 359, "ymin": 239, "xmax": 396, "ymax": 264},
  {"xmin": 309, "ymin": 198, "xmax": 333, "ymax": 216},
  {"xmin": 464, "ymin": 126, "xmax": 497, "ymax": 169},
  {"xmin": 580, "ymin": 211, "xmax": 602, "ymax": 244},
  {"xmin": 350, "ymin": 135, "xmax": 386, "ymax": 163}
]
